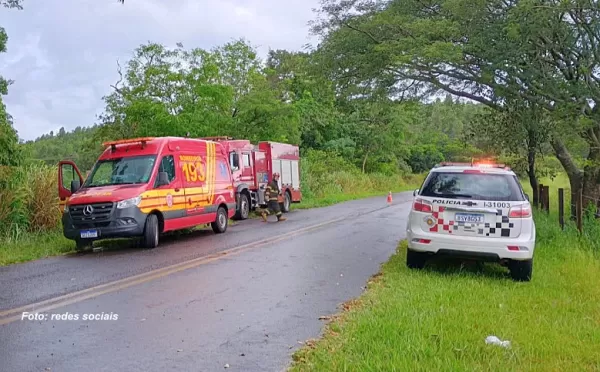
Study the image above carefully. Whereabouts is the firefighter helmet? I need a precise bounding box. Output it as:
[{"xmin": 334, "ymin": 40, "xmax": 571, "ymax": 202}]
[{"xmin": 273, "ymin": 172, "xmax": 280, "ymax": 177}]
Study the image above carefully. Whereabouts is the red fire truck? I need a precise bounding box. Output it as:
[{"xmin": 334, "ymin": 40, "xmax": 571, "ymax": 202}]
[{"xmin": 200, "ymin": 137, "xmax": 302, "ymax": 220}]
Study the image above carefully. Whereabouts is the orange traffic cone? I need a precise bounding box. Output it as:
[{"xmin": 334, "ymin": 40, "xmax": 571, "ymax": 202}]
[{"xmin": 387, "ymin": 191, "xmax": 393, "ymax": 205}]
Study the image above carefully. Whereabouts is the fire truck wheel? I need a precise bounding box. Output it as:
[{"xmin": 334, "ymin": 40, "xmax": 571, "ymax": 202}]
[
  {"xmin": 212, "ymin": 206, "xmax": 228, "ymax": 234},
  {"xmin": 280, "ymin": 192, "xmax": 291, "ymax": 213},
  {"xmin": 234, "ymin": 193, "xmax": 249, "ymax": 220},
  {"xmin": 141, "ymin": 214, "xmax": 159, "ymax": 249}
]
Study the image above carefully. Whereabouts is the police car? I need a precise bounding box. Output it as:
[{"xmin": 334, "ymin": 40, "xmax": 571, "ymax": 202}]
[{"xmin": 405, "ymin": 162, "xmax": 536, "ymax": 281}]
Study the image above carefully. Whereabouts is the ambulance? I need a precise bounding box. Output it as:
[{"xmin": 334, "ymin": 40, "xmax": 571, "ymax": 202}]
[{"xmin": 58, "ymin": 137, "xmax": 237, "ymax": 250}]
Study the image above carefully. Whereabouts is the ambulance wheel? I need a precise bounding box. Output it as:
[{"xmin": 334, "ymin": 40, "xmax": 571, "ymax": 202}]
[
  {"xmin": 280, "ymin": 192, "xmax": 291, "ymax": 213},
  {"xmin": 212, "ymin": 206, "xmax": 228, "ymax": 234},
  {"xmin": 75, "ymin": 239, "xmax": 92, "ymax": 252},
  {"xmin": 141, "ymin": 214, "xmax": 159, "ymax": 249},
  {"xmin": 234, "ymin": 193, "xmax": 250, "ymax": 220}
]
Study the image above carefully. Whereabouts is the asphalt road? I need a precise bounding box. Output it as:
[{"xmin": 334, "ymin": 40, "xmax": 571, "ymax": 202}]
[{"xmin": 0, "ymin": 192, "xmax": 413, "ymax": 372}]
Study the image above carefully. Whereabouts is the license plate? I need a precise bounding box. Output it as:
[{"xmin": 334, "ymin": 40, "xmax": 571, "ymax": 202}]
[
  {"xmin": 80, "ymin": 229, "xmax": 98, "ymax": 239},
  {"xmin": 455, "ymin": 213, "xmax": 484, "ymax": 223}
]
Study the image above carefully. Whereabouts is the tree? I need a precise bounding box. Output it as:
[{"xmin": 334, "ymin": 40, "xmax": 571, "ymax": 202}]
[
  {"xmin": 0, "ymin": 0, "xmax": 23, "ymax": 165},
  {"xmin": 466, "ymin": 100, "xmax": 553, "ymax": 206},
  {"xmin": 0, "ymin": 100, "xmax": 21, "ymax": 166},
  {"xmin": 1, "ymin": 1, "xmax": 23, "ymax": 9},
  {"xmin": 97, "ymin": 40, "xmax": 303, "ymax": 144},
  {"xmin": 311, "ymin": 0, "xmax": 600, "ymax": 213}
]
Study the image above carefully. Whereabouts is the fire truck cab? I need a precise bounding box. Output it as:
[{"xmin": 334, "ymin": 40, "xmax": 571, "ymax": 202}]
[
  {"xmin": 200, "ymin": 137, "xmax": 302, "ymax": 220},
  {"xmin": 58, "ymin": 137, "xmax": 237, "ymax": 250}
]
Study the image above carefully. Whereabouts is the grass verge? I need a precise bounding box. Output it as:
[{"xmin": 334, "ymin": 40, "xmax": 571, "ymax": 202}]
[
  {"xmin": 289, "ymin": 176, "xmax": 600, "ymax": 371},
  {"xmin": 0, "ymin": 231, "xmax": 73, "ymax": 267},
  {"xmin": 290, "ymin": 235, "xmax": 600, "ymax": 371}
]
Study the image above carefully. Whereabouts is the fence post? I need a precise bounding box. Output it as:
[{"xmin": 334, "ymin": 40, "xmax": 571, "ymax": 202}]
[
  {"xmin": 543, "ymin": 185, "xmax": 550, "ymax": 213},
  {"xmin": 558, "ymin": 188, "xmax": 564, "ymax": 230},
  {"xmin": 576, "ymin": 189, "xmax": 583, "ymax": 233},
  {"xmin": 538, "ymin": 184, "xmax": 545, "ymax": 210}
]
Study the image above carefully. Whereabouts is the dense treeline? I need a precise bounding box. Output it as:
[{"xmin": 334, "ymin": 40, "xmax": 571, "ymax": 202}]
[{"xmin": 22, "ymin": 88, "xmax": 485, "ymax": 175}]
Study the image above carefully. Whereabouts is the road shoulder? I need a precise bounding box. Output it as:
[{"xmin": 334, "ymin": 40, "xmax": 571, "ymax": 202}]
[{"xmin": 288, "ymin": 238, "xmax": 600, "ymax": 371}]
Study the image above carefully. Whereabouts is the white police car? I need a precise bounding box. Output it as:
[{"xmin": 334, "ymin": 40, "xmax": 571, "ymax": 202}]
[{"xmin": 405, "ymin": 162, "xmax": 536, "ymax": 281}]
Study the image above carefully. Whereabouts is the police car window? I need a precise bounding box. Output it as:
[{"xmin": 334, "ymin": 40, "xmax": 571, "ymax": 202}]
[
  {"xmin": 420, "ymin": 172, "xmax": 524, "ymax": 201},
  {"xmin": 158, "ymin": 156, "xmax": 175, "ymax": 183}
]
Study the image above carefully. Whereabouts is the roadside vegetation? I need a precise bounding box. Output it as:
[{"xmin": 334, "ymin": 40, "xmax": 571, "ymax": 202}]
[{"xmin": 290, "ymin": 175, "xmax": 600, "ymax": 371}]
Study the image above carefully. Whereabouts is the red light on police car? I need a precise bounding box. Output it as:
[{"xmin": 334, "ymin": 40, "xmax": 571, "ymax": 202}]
[
  {"xmin": 412, "ymin": 238, "xmax": 431, "ymax": 244},
  {"xmin": 413, "ymin": 198, "xmax": 432, "ymax": 213},
  {"xmin": 507, "ymin": 246, "xmax": 519, "ymax": 251},
  {"xmin": 509, "ymin": 205, "xmax": 532, "ymax": 218}
]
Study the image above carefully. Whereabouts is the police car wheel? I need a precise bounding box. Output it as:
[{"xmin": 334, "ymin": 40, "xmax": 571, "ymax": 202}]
[
  {"xmin": 141, "ymin": 214, "xmax": 159, "ymax": 249},
  {"xmin": 212, "ymin": 206, "xmax": 228, "ymax": 234},
  {"xmin": 406, "ymin": 249, "xmax": 428, "ymax": 269},
  {"xmin": 508, "ymin": 258, "xmax": 533, "ymax": 282}
]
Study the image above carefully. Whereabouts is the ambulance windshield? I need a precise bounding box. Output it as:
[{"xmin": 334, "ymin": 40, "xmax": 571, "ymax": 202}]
[{"xmin": 84, "ymin": 155, "xmax": 157, "ymax": 187}]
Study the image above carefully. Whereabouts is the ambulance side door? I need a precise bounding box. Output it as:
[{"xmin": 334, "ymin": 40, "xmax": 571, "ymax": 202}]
[
  {"xmin": 180, "ymin": 150, "xmax": 208, "ymax": 219},
  {"xmin": 154, "ymin": 153, "xmax": 186, "ymax": 230}
]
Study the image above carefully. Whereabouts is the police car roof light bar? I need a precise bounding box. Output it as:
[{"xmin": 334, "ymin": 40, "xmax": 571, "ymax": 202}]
[
  {"xmin": 103, "ymin": 137, "xmax": 155, "ymax": 152},
  {"xmin": 435, "ymin": 161, "xmax": 511, "ymax": 170}
]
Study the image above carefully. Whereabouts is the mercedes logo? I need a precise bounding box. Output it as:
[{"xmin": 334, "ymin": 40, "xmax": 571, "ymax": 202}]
[{"xmin": 83, "ymin": 205, "xmax": 94, "ymax": 216}]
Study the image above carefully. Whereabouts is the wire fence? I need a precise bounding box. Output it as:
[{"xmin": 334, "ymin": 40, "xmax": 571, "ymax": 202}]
[{"xmin": 535, "ymin": 184, "xmax": 600, "ymax": 233}]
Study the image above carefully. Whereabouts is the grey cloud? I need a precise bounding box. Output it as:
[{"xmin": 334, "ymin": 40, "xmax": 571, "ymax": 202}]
[{"xmin": 0, "ymin": 0, "xmax": 319, "ymax": 141}]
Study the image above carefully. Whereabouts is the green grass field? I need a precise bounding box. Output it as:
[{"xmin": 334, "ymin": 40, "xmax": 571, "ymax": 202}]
[{"xmin": 290, "ymin": 175, "xmax": 600, "ymax": 371}]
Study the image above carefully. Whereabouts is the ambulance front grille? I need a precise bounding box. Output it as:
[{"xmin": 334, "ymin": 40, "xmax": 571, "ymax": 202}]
[{"xmin": 69, "ymin": 202, "xmax": 114, "ymax": 225}]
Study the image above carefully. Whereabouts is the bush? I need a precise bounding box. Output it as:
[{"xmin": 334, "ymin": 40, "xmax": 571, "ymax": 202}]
[
  {"xmin": 0, "ymin": 164, "xmax": 60, "ymax": 238},
  {"xmin": 301, "ymin": 149, "xmax": 424, "ymax": 199}
]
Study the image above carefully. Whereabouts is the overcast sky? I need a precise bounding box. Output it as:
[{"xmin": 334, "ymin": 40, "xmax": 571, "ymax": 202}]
[{"xmin": 0, "ymin": 0, "xmax": 320, "ymax": 141}]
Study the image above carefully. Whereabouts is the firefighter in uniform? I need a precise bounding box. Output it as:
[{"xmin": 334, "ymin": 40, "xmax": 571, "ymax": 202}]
[{"xmin": 261, "ymin": 172, "xmax": 287, "ymax": 222}]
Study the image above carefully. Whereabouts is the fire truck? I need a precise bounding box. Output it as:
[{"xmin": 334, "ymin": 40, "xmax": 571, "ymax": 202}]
[{"xmin": 200, "ymin": 137, "xmax": 302, "ymax": 220}]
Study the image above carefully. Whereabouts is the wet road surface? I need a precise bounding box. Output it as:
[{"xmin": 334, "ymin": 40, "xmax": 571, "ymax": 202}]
[{"xmin": 0, "ymin": 192, "xmax": 413, "ymax": 372}]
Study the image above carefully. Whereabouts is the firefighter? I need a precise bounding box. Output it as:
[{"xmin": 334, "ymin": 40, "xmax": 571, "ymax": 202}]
[{"xmin": 260, "ymin": 172, "xmax": 287, "ymax": 222}]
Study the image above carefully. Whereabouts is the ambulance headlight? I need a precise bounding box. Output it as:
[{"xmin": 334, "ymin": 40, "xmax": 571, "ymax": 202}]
[{"xmin": 117, "ymin": 196, "xmax": 142, "ymax": 209}]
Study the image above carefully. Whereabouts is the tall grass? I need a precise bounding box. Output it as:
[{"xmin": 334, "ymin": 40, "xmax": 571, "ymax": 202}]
[
  {"xmin": 0, "ymin": 164, "xmax": 60, "ymax": 240},
  {"xmin": 521, "ymin": 173, "xmax": 600, "ymax": 253},
  {"xmin": 300, "ymin": 149, "xmax": 424, "ymax": 201}
]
